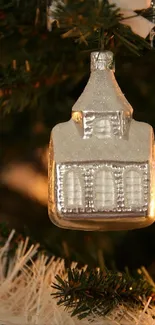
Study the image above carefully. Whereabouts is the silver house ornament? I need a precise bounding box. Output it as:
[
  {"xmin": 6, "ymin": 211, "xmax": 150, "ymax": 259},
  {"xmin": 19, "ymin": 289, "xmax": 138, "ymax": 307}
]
[{"xmin": 48, "ymin": 51, "xmax": 155, "ymax": 231}]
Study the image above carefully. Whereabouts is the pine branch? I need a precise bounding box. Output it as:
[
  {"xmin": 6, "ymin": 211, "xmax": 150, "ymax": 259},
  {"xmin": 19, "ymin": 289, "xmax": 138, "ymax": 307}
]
[
  {"xmin": 50, "ymin": 0, "xmax": 151, "ymax": 55},
  {"xmin": 0, "ymin": 0, "xmax": 154, "ymax": 115},
  {"xmin": 0, "ymin": 0, "xmax": 153, "ymax": 115},
  {"xmin": 0, "ymin": 235, "xmax": 154, "ymax": 324},
  {"xmin": 52, "ymin": 268, "xmax": 155, "ymax": 320}
]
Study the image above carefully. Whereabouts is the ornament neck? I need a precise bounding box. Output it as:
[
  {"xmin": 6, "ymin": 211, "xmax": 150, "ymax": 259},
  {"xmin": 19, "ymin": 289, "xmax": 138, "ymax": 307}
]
[{"xmin": 91, "ymin": 51, "xmax": 115, "ymax": 72}]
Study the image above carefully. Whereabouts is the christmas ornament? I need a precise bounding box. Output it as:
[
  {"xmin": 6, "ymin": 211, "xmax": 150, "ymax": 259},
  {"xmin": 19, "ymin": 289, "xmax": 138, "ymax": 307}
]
[{"xmin": 48, "ymin": 51, "xmax": 155, "ymax": 231}]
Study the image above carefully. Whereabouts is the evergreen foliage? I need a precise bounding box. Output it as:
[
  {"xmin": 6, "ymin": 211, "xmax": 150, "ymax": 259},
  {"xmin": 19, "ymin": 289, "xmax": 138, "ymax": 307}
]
[
  {"xmin": 52, "ymin": 0, "xmax": 150, "ymax": 53},
  {"xmin": 0, "ymin": 0, "xmax": 152, "ymax": 114},
  {"xmin": 52, "ymin": 267, "xmax": 155, "ymax": 319}
]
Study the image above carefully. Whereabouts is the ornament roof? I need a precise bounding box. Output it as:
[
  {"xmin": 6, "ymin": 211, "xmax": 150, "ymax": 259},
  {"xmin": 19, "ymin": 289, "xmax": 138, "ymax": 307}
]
[
  {"xmin": 72, "ymin": 51, "xmax": 133, "ymax": 115},
  {"xmin": 52, "ymin": 119, "xmax": 153, "ymax": 163}
]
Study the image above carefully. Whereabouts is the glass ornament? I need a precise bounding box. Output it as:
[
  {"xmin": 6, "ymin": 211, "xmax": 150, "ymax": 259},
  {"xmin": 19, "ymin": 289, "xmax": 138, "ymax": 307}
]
[{"xmin": 48, "ymin": 51, "xmax": 155, "ymax": 231}]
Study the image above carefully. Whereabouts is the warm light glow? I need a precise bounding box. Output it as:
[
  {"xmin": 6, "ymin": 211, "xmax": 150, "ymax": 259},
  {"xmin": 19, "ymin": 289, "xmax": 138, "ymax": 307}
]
[
  {"xmin": 72, "ymin": 111, "xmax": 83, "ymax": 125},
  {"xmin": 1, "ymin": 163, "xmax": 48, "ymax": 205},
  {"xmin": 150, "ymin": 195, "xmax": 155, "ymax": 218}
]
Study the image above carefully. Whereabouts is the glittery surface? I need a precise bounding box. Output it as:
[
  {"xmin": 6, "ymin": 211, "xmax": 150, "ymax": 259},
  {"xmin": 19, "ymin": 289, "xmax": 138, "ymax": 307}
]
[
  {"xmin": 52, "ymin": 119, "xmax": 153, "ymax": 163},
  {"xmin": 52, "ymin": 51, "xmax": 153, "ymax": 162},
  {"xmin": 72, "ymin": 52, "xmax": 133, "ymax": 114}
]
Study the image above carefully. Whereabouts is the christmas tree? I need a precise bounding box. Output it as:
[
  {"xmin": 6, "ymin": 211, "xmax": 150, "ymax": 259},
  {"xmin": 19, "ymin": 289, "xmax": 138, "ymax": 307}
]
[{"xmin": 1, "ymin": 1, "xmax": 155, "ymax": 324}]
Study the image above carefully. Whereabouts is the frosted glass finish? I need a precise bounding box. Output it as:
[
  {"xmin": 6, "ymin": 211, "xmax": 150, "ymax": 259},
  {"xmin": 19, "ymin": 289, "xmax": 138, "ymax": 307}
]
[
  {"xmin": 125, "ymin": 170, "xmax": 143, "ymax": 208},
  {"xmin": 48, "ymin": 51, "xmax": 155, "ymax": 231},
  {"xmin": 94, "ymin": 118, "xmax": 111, "ymax": 138},
  {"xmin": 64, "ymin": 171, "xmax": 83, "ymax": 208},
  {"xmin": 94, "ymin": 170, "xmax": 115, "ymax": 209}
]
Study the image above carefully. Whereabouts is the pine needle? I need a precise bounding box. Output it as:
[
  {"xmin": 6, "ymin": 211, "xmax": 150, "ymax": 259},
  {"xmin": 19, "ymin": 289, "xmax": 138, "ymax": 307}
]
[
  {"xmin": 0, "ymin": 231, "xmax": 155, "ymax": 324},
  {"xmin": 52, "ymin": 267, "xmax": 155, "ymax": 320},
  {"xmin": 51, "ymin": 0, "xmax": 151, "ymax": 54}
]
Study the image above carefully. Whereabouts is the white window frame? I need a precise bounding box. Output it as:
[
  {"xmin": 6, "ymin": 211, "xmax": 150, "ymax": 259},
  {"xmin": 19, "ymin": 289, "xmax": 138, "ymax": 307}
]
[
  {"xmin": 124, "ymin": 168, "xmax": 143, "ymax": 209},
  {"xmin": 64, "ymin": 169, "xmax": 83, "ymax": 209},
  {"xmin": 93, "ymin": 117, "xmax": 112, "ymax": 139},
  {"xmin": 93, "ymin": 168, "xmax": 116, "ymax": 210}
]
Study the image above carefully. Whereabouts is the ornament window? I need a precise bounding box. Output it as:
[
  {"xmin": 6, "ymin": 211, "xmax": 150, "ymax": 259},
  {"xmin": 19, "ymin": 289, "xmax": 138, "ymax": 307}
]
[
  {"xmin": 94, "ymin": 169, "xmax": 115, "ymax": 209},
  {"xmin": 94, "ymin": 118, "xmax": 111, "ymax": 138},
  {"xmin": 124, "ymin": 170, "xmax": 143, "ymax": 208},
  {"xmin": 64, "ymin": 170, "xmax": 83, "ymax": 209}
]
